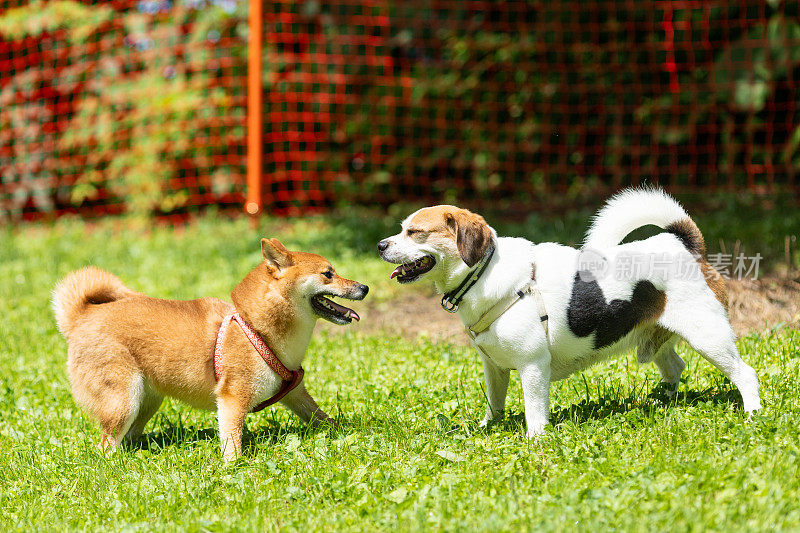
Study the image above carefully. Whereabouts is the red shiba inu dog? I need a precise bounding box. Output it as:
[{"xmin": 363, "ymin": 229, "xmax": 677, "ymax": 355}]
[{"xmin": 53, "ymin": 238, "xmax": 368, "ymax": 461}]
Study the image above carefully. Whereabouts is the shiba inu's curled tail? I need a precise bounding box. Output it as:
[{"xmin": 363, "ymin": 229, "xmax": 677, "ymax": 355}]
[
  {"xmin": 52, "ymin": 267, "xmax": 134, "ymax": 336},
  {"xmin": 583, "ymin": 187, "xmax": 705, "ymax": 256}
]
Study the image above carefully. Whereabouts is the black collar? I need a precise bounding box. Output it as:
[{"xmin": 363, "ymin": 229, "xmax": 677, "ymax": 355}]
[{"xmin": 440, "ymin": 245, "xmax": 495, "ymax": 313}]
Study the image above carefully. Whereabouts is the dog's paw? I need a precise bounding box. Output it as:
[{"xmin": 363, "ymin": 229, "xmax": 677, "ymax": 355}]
[
  {"xmin": 321, "ymin": 417, "xmax": 341, "ymax": 431},
  {"xmin": 479, "ymin": 409, "xmax": 504, "ymax": 429},
  {"xmin": 745, "ymin": 402, "xmax": 763, "ymax": 419},
  {"xmin": 525, "ymin": 422, "xmax": 547, "ymax": 439},
  {"xmin": 308, "ymin": 415, "xmax": 341, "ymax": 433},
  {"xmin": 222, "ymin": 452, "xmax": 241, "ymax": 463},
  {"xmin": 662, "ymin": 386, "xmax": 678, "ymax": 399},
  {"xmin": 744, "ymin": 398, "xmax": 763, "ymax": 416},
  {"xmin": 649, "ymin": 382, "xmax": 679, "ymax": 404}
]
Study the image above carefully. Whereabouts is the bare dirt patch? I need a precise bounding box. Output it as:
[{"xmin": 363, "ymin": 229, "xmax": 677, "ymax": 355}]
[
  {"xmin": 347, "ymin": 289, "xmax": 465, "ymax": 343},
  {"xmin": 727, "ymin": 274, "xmax": 800, "ymax": 335},
  {"xmin": 338, "ymin": 274, "xmax": 800, "ymax": 344}
]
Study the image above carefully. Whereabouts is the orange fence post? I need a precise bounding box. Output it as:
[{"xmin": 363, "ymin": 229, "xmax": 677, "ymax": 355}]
[{"xmin": 245, "ymin": 0, "xmax": 263, "ymax": 217}]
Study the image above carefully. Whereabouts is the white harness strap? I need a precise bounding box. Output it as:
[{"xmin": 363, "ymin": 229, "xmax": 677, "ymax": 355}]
[{"xmin": 467, "ymin": 281, "xmax": 549, "ymax": 342}]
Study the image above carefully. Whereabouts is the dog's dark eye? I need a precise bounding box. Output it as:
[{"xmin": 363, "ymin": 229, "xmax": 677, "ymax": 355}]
[
  {"xmin": 322, "ymin": 271, "xmax": 333, "ymax": 279},
  {"xmin": 406, "ymin": 229, "xmax": 418, "ymax": 236}
]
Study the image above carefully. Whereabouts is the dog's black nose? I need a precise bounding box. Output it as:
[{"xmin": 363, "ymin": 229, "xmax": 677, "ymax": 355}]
[
  {"xmin": 358, "ymin": 284, "xmax": 369, "ymax": 296},
  {"xmin": 377, "ymin": 240, "xmax": 389, "ymax": 252}
]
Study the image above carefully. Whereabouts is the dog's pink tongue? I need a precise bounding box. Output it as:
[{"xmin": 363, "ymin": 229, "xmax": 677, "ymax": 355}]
[
  {"xmin": 327, "ymin": 298, "xmax": 360, "ymax": 321},
  {"xmin": 390, "ymin": 265, "xmax": 403, "ymax": 279}
]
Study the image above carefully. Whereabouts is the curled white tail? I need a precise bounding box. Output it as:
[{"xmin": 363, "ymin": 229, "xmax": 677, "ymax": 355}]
[
  {"xmin": 52, "ymin": 267, "xmax": 134, "ymax": 336},
  {"xmin": 583, "ymin": 187, "xmax": 704, "ymax": 255}
]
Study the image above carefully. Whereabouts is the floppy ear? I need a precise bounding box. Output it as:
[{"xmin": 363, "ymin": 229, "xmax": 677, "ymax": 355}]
[
  {"xmin": 444, "ymin": 210, "xmax": 494, "ymax": 267},
  {"xmin": 261, "ymin": 238, "xmax": 293, "ymax": 269}
]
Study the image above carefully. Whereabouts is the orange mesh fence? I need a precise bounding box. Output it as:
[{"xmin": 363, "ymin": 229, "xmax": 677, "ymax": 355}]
[
  {"xmin": 1, "ymin": 1, "xmax": 799, "ymax": 219},
  {"xmin": 0, "ymin": 0, "xmax": 248, "ymax": 220}
]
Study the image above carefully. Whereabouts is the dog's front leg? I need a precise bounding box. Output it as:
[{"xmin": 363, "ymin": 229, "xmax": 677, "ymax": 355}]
[
  {"xmin": 281, "ymin": 383, "xmax": 333, "ymax": 428},
  {"xmin": 519, "ymin": 354, "xmax": 552, "ymax": 438},
  {"xmin": 479, "ymin": 352, "xmax": 510, "ymax": 427},
  {"xmin": 217, "ymin": 394, "xmax": 249, "ymax": 461}
]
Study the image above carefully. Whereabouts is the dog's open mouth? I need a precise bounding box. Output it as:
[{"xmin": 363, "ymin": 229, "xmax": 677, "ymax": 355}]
[
  {"xmin": 311, "ymin": 294, "xmax": 360, "ymax": 324},
  {"xmin": 390, "ymin": 255, "xmax": 436, "ymax": 283}
]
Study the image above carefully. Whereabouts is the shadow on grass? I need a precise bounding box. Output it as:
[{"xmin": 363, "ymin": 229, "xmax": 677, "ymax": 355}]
[
  {"xmin": 490, "ymin": 383, "xmax": 743, "ymax": 431},
  {"xmin": 553, "ymin": 385, "xmax": 742, "ymax": 426},
  {"xmin": 127, "ymin": 426, "xmax": 216, "ymax": 453},
  {"xmin": 124, "ymin": 384, "xmax": 744, "ymax": 452},
  {"xmin": 126, "ymin": 416, "xmax": 342, "ymax": 455}
]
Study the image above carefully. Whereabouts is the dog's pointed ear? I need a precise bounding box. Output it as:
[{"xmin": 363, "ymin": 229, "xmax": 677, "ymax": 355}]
[
  {"xmin": 269, "ymin": 238, "xmax": 289, "ymax": 254},
  {"xmin": 261, "ymin": 238, "xmax": 293, "ymax": 269},
  {"xmin": 444, "ymin": 210, "xmax": 494, "ymax": 267}
]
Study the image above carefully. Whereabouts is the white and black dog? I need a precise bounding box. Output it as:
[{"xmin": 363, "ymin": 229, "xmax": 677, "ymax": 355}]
[{"xmin": 377, "ymin": 188, "xmax": 761, "ymax": 438}]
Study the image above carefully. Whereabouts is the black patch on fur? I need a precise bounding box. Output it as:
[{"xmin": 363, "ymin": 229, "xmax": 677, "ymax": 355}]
[
  {"xmin": 666, "ymin": 219, "xmax": 705, "ymax": 256},
  {"xmin": 667, "ymin": 226, "xmax": 693, "ymax": 251},
  {"xmin": 567, "ymin": 272, "xmax": 665, "ymax": 349}
]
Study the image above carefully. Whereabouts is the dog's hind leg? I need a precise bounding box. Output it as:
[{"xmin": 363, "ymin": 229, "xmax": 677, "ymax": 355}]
[
  {"xmin": 68, "ymin": 344, "xmax": 145, "ymax": 457},
  {"xmin": 653, "ymin": 342, "xmax": 684, "ymax": 397},
  {"xmin": 637, "ymin": 326, "xmax": 673, "ymax": 364},
  {"xmin": 97, "ymin": 375, "xmax": 144, "ymax": 457},
  {"xmin": 658, "ymin": 297, "xmax": 761, "ymax": 413},
  {"xmin": 124, "ymin": 382, "xmax": 163, "ymax": 445},
  {"xmin": 478, "ymin": 351, "xmax": 510, "ymax": 427},
  {"xmin": 639, "ymin": 327, "xmax": 683, "ymax": 396}
]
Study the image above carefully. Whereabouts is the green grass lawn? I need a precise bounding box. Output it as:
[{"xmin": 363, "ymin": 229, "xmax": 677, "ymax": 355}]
[{"xmin": 1, "ymin": 214, "xmax": 799, "ymax": 531}]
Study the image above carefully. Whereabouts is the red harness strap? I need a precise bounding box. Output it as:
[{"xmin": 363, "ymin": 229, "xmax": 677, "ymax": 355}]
[{"xmin": 214, "ymin": 312, "xmax": 304, "ymax": 413}]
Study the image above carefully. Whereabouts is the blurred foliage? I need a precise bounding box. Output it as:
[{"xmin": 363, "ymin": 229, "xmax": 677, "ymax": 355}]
[
  {"xmin": 0, "ymin": 67, "xmax": 58, "ymax": 217},
  {"xmin": 0, "ymin": 0, "xmax": 247, "ymax": 219},
  {"xmin": 338, "ymin": 1, "xmax": 800, "ymax": 201},
  {"xmin": 0, "ymin": 1, "xmax": 799, "ymax": 219},
  {"xmin": 498, "ymin": 193, "xmax": 800, "ymax": 272},
  {"xmin": 327, "ymin": 192, "xmax": 800, "ymax": 272},
  {"xmin": 0, "ymin": 1, "xmax": 113, "ymax": 43},
  {"xmin": 715, "ymin": 14, "xmax": 800, "ymax": 112}
]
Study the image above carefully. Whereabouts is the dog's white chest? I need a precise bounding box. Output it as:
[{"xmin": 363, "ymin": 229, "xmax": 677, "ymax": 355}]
[
  {"xmin": 464, "ymin": 299, "xmax": 551, "ymax": 371},
  {"xmin": 469, "ymin": 333, "xmax": 511, "ymax": 369},
  {"xmin": 250, "ymin": 366, "xmax": 284, "ymax": 408}
]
